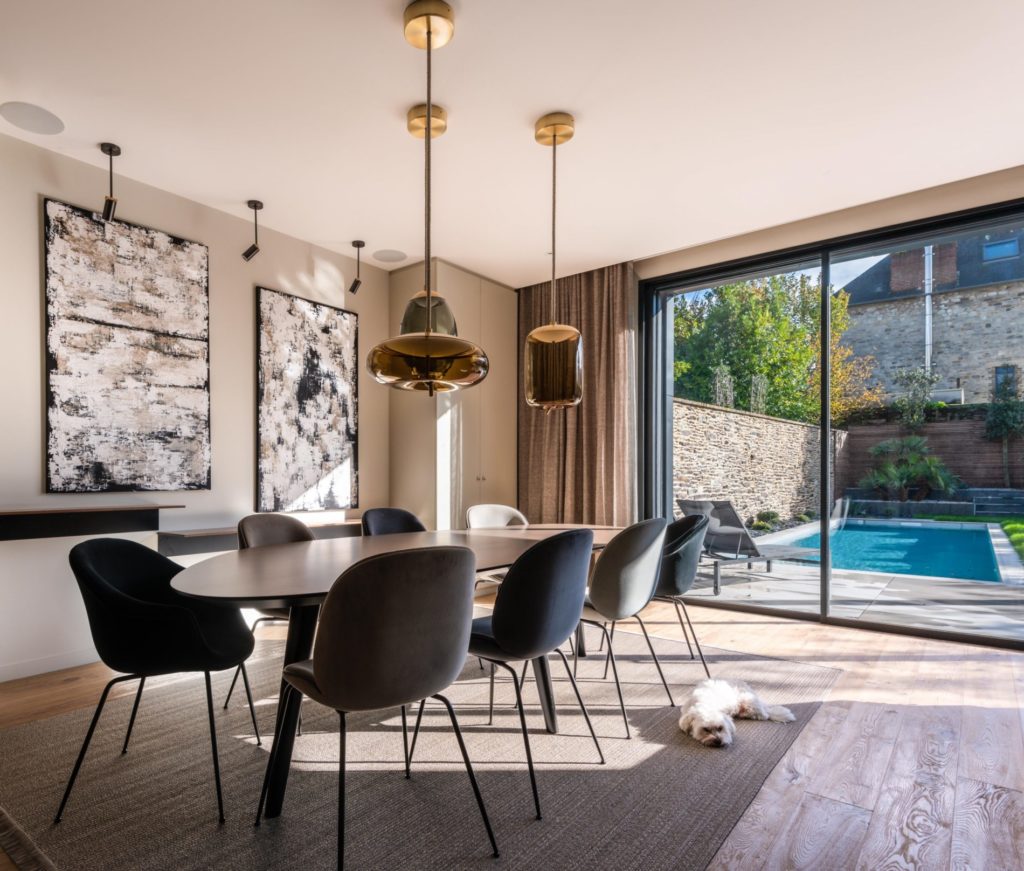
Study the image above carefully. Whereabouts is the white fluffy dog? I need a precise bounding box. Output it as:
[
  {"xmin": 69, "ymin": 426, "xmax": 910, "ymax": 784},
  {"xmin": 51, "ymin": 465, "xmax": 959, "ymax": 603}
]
[{"xmin": 678, "ymin": 679, "xmax": 795, "ymax": 748}]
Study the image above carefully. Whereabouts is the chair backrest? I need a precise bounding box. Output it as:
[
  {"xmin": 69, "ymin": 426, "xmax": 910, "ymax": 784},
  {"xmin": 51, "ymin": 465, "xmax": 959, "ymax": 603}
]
[
  {"xmin": 361, "ymin": 507, "xmax": 427, "ymax": 536},
  {"xmin": 655, "ymin": 514, "xmax": 709, "ymax": 597},
  {"xmin": 238, "ymin": 513, "xmax": 315, "ymax": 548},
  {"xmin": 466, "ymin": 503, "xmax": 528, "ymax": 529},
  {"xmin": 68, "ymin": 538, "xmax": 184, "ymax": 673},
  {"xmin": 588, "ymin": 518, "xmax": 668, "ymax": 621},
  {"xmin": 311, "ymin": 547, "xmax": 476, "ymax": 711},
  {"xmin": 490, "ymin": 529, "xmax": 594, "ymax": 661}
]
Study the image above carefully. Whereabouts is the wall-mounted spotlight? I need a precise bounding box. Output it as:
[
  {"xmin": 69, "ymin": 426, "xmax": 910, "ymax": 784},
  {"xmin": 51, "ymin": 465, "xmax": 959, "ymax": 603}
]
[
  {"xmin": 348, "ymin": 240, "xmax": 365, "ymax": 294},
  {"xmin": 242, "ymin": 200, "xmax": 263, "ymax": 261},
  {"xmin": 99, "ymin": 142, "xmax": 121, "ymax": 221}
]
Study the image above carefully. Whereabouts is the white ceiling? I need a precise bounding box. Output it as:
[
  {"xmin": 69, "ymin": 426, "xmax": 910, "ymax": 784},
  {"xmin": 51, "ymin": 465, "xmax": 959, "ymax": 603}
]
[{"xmin": 3, "ymin": 0, "xmax": 1024, "ymax": 288}]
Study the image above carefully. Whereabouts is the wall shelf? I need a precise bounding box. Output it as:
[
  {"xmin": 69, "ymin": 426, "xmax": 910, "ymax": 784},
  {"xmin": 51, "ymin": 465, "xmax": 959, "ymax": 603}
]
[{"xmin": 0, "ymin": 504, "xmax": 184, "ymax": 542}]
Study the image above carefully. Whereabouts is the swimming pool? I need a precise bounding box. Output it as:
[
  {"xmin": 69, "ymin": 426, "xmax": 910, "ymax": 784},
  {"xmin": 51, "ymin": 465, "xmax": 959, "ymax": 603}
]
[{"xmin": 791, "ymin": 522, "xmax": 1001, "ymax": 582}]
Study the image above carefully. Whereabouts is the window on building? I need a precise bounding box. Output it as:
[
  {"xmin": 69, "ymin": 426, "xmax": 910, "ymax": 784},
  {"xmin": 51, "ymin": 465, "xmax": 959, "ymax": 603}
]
[
  {"xmin": 995, "ymin": 365, "xmax": 1018, "ymax": 397},
  {"xmin": 982, "ymin": 238, "xmax": 1020, "ymax": 262}
]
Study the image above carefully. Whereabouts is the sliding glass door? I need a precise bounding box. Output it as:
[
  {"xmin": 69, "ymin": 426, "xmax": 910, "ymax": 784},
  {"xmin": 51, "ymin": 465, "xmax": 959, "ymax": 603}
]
[{"xmin": 646, "ymin": 204, "xmax": 1024, "ymax": 647}]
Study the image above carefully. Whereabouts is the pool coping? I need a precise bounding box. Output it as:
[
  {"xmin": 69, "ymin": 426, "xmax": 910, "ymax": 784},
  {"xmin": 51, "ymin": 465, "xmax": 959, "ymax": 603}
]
[{"xmin": 756, "ymin": 517, "xmax": 1024, "ymax": 586}]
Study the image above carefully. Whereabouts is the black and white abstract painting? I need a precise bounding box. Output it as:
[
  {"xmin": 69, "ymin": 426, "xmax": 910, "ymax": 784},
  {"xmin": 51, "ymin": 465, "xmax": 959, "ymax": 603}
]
[
  {"xmin": 45, "ymin": 199, "xmax": 211, "ymax": 492},
  {"xmin": 257, "ymin": 287, "xmax": 358, "ymax": 511}
]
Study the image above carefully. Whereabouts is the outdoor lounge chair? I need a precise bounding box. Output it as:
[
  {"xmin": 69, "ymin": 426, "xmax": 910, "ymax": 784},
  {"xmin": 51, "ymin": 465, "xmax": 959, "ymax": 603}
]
[{"xmin": 677, "ymin": 499, "xmax": 819, "ymax": 594}]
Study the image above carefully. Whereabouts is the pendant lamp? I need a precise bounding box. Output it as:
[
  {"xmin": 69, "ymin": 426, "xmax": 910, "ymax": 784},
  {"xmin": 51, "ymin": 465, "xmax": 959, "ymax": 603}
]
[
  {"xmin": 524, "ymin": 113, "xmax": 583, "ymax": 410},
  {"xmin": 99, "ymin": 142, "xmax": 121, "ymax": 222},
  {"xmin": 367, "ymin": 0, "xmax": 488, "ymax": 396}
]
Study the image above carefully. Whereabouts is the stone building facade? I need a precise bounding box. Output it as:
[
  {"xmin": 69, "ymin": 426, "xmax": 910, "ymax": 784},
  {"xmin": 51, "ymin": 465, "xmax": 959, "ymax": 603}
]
[{"xmin": 673, "ymin": 399, "xmax": 844, "ymax": 522}]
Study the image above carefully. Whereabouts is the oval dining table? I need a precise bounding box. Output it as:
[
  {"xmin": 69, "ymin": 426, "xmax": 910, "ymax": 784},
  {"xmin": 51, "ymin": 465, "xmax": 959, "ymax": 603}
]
[{"xmin": 171, "ymin": 524, "xmax": 619, "ymax": 819}]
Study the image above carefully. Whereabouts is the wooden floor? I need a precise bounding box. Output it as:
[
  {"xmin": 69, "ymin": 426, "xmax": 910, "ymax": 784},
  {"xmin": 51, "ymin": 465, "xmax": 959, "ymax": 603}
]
[{"xmin": 2, "ymin": 601, "xmax": 1022, "ymax": 870}]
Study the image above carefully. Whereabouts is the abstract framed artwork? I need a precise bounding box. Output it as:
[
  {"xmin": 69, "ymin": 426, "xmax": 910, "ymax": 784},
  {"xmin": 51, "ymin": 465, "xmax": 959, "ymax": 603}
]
[
  {"xmin": 44, "ymin": 198, "xmax": 211, "ymax": 492},
  {"xmin": 256, "ymin": 287, "xmax": 358, "ymax": 511}
]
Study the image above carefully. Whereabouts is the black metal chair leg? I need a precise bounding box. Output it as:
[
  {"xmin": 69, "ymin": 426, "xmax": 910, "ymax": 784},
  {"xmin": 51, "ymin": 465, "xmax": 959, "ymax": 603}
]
[
  {"xmin": 553, "ymin": 649, "xmax": 605, "ymax": 764},
  {"xmin": 679, "ymin": 600, "xmax": 711, "ymax": 678},
  {"xmin": 338, "ymin": 712, "xmax": 347, "ymax": 870},
  {"xmin": 204, "ymin": 672, "xmax": 225, "ymax": 824},
  {"xmin": 573, "ymin": 623, "xmax": 581, "ymax": 678},
  {"xmin": 602, "ymin": 621, "xmax": 616, "ymax": 680},
  {"xmin": 401, "ymin": 705, "xmax": 411, "ymax": 779},
  {"xmin": 55, "ymin": 674, "xmax": 139, "ymax": 823},
  {"xmin": 239, "ymin": 662, "xmax": 262, "ymax": 746},
  {"xmin": 585, "ymin": 620, "xmax": 629, "ymax": 738},
  {"xmin": 635, "ymin": 615, "xmax": 675, "ymax": 706},
  {"xmin": 671, "ymin": 599, "xmax": 695, "ymax": 659},
  {"xmin": 223, "ymin": 667, "xmax": 242, "ymax": 710},
  {"xmin": 408, "ymin": 698, "xmax": 427, "ymax": 770},
  {"xmin": 488, "ymin": 664, "xmax": 495, "ymax": 725},
  {"xmin": 433, "ymin": 693, "xmax": 500, "ymax": 858},
  {"xmin": 493, "ymin": 660, "xmax": 541, "ymax": 820},
  {"xmin": 121, "ymin": 676, "xmax": 146, "ymax": 754}
]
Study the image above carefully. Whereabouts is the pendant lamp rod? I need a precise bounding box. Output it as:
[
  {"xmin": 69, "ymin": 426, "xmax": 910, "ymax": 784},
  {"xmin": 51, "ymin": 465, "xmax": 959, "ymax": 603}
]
[
  {"xmin": 424, "ymin": 19, "xmax": 433, "ymax": 336},
  {"xmin": 551, "ymin": 136, "xmax": 557, "ymax": 325}
]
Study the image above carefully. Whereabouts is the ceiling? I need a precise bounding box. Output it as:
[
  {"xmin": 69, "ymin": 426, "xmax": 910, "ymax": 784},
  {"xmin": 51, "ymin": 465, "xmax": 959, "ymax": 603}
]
[{"xmin": 3, "ymin": 0, "xmax": 1023, "ymax": 288}]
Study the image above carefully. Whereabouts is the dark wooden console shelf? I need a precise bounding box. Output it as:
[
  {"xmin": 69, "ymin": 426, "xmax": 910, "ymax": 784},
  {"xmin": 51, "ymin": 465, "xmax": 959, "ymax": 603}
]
[
  {"xmin": 0, "ymin": 504, "xmax": 184, "ymax": 542},
  {"xmin": 158, "ymin": 519, "xmax": 362, "ymax": 557}
]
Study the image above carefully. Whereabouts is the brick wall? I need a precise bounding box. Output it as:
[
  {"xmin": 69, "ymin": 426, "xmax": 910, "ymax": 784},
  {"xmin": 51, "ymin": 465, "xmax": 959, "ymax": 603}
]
[
  {"xmin": 844, "ymin": 281, "xmax": 1024, "ymax": 402},
  {"xmin": 673, "ymin": 399, "xmax": 842, "ymax": 522},
  {"xmin": 836, "ymin": 419, "xmax": 1024, "ymax": 492}
]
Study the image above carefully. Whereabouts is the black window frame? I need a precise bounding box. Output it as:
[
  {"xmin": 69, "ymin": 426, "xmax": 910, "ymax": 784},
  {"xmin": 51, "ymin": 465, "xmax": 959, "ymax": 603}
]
[
  {"xmin": 639, "ymin": 195, "xmax": 1024, "ymax": 652},
  {"xmin": 982, "ymin": 237, "xmax": 1021, "ymax": 262}
]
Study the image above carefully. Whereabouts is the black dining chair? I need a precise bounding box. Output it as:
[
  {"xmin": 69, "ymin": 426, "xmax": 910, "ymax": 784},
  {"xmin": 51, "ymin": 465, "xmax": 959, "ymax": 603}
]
[
  {"xmin": 56, "ymin": 538, "xmax": 259, "ymax": 824},
  {"xmin": 653, "ymin": 515, "xmax": 711, "ymax": 678},
  {"xmin": 255, "ymin": 546, "xmax": 498, "ymax": 868},
  {"xmin": 454, "ymin": 529, "xmax": 604, "ymax": 821},
  {"xmin": 576, "ymin": 518, "xmax": 670, "ymax": 738},
  {"xmin": 222, "ymin": 513, "xmax": 316, "ymax": 709},
  {"xmin": 360, "ymin": 507, "xmax": 427, "ymax": 536}
]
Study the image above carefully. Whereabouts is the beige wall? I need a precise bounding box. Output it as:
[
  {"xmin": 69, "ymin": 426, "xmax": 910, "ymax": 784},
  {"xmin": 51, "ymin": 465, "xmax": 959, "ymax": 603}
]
[
  {"xmin": 0, "ymin": 133, "xmax": 392, "ymax": 679},
  {"xmin": 636, "ymin": 164, "xmax": 1024, "ymax": 279}
]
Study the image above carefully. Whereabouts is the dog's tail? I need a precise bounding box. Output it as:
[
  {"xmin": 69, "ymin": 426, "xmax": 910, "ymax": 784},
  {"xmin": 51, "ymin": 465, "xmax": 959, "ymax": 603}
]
[{"xmin": 767, "ymin": 705, "xmax": 795, "ymax": 723}]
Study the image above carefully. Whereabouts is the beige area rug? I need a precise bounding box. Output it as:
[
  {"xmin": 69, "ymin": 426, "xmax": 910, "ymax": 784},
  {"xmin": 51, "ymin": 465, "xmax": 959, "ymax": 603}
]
[{"xmin": 0, "ymin": 628, "xmax": 839, "ymax": 870}]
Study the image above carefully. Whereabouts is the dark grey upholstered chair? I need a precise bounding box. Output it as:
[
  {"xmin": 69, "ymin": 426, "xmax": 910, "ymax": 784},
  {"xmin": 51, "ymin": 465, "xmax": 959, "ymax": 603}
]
[
  {"xmin": 360, "ymin": 507, "xmax": 427, "ymax": 536},
  {"xmin": 576, "ymin": 518, "xmax": 670, "ymax": 738},
  {"xmin": 56, "ymin": 538, "xmax": 258, "ymax": 824},
  {"xmin": 458, "ymin": 529, "xmax": 604, "ymax": 821},
  {"xmin": 653, "ymin": 515, "xmax": 711, "ymax": 678},
  {"xmin": 222, "ymin": 513, "xmax": 316, "ymax": 709},
  {"xmin": 255, "ymin": 546, "xmax": 498, "ymax": 868}
]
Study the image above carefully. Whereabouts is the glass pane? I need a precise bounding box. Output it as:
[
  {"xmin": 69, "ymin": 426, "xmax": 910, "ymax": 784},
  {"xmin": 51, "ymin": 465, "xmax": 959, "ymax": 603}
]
[
  {"xmin": 668, "ymin": 259, "xmax": 826, "ymax": 613},
  {"xmin": 829, "ymin": 216, "xmax": 1024, "ymax": 642}
]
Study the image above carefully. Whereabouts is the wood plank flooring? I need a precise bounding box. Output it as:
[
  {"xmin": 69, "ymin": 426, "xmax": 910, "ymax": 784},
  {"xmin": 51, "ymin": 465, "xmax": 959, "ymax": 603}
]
[{"xmin": 2, "ymin": 603, "xmax": 1023, "ymax": 870}]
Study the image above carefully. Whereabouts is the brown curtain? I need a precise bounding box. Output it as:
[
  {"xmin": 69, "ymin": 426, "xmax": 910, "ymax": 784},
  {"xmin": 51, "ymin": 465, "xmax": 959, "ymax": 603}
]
[{"xmin": 517, "ymin": 262, "xmax": 638, "ymax": 525}]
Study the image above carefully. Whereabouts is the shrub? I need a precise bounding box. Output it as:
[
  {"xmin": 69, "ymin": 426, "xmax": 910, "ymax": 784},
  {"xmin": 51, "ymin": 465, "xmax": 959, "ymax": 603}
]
[
  {"xmin": 751, "ymin": 520, "xmax": 773, "ymax": 531},
  {"xmin": 860, "ymin": 436, "xmax": 961, "ymax": 501},
  {"xmin": 893, "ymin": 367, "xmax": 941, "ymax": 431},
  {"xmin": 796, "ymin": 513, "xmax": 812, "ymax": 523},
  {"xmin": 756, "ymin": 510, "xmax": 780, "ymax": 523}
]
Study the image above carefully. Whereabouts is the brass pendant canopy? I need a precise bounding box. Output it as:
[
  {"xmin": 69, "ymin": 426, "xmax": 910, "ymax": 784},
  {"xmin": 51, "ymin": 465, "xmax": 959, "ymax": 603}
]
[
  {"xmin": 407, "ymin": 104, "xmax": 448, "ymax": 139},
  {"xmin": 524, "ymin": 112, "xmax": 582, "ymax": 410},
  {"xmin": 403, "ymin": 0, "xmax": 454, "ymax": 49},
  {"xmin": 368, "ymin": 0, "xmax": 488, "ymax": 395}
]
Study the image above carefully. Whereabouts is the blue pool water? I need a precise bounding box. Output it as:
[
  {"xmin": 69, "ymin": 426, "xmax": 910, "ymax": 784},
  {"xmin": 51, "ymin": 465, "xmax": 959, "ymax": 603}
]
[{"xmin": 791, "ymin": 522, "xmax": 1000, "ymax": 582}]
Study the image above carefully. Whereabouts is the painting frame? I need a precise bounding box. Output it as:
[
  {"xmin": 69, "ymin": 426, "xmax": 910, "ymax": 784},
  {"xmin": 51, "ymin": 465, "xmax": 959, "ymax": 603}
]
[
  {"xmin": 43, "ymin": 197, "xmax": 211, "ymax": 493},
  {"xmin": 255, "ymin": 286, "xmax": 359, "ymax": 512}
]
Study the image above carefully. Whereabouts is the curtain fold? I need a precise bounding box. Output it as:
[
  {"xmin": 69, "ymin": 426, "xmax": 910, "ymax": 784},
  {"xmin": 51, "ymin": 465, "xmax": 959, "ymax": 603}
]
[{"xmin": 517, "ymin": 262, "xmax": 638, "ymax": 526}]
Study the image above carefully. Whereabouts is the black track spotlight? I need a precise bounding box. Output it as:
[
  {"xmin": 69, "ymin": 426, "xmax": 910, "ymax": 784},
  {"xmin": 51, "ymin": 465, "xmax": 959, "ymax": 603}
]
[
  {"xmin": 348, "ymin": 240, "xmax": 365, "ymax": 294},
  {"xmin": 242, "ymin": 200, "xmax": 263, "ymax": 261},
  {"xmin": 99, "ymin": 142, "xmax": 121, "ymax": 221}
]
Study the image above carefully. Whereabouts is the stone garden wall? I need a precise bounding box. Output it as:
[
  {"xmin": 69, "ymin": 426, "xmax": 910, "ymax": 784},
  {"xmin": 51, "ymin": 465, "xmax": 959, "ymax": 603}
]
[{"xmin": 672, "ymin": 399, "xmax": 844, "ymax": 523}]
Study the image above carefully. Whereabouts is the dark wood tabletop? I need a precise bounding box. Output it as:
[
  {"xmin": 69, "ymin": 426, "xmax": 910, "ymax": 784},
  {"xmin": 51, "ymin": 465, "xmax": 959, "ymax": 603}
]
[{"xmin": 171, "ymin": 526, "xmax": 619, "ymax": 608}]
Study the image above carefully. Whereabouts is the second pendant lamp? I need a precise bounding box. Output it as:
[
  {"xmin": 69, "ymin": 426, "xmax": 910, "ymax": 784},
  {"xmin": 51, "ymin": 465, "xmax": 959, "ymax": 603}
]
[
  {"xmin": 367, "ymin": 0, "xmax": 488, "ymax": 395},
  {"xmin": 524, "ymin": 113, "xmax": 583, "ymax": 410}
]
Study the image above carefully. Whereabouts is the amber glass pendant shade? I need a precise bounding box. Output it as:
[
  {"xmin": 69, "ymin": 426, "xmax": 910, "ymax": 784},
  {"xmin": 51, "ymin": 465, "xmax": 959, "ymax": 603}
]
[
  {"xmin": 367, "ymin": 332, "xmax": 488, "ymax": 395},
  {"xmin": 399, "ymin": 290, "xmax": 458, "ymax": 335},
  {"xmin": 524, "ymin": 323, "xmax": 583, "ymax": 409}
]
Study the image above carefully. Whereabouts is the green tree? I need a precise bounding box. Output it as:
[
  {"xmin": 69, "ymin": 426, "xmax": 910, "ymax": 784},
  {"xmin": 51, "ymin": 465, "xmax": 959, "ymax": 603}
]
[
  {"xmin": 985, "ymin": 379, "xmax": 1024, "ymax": 487},
  {"xmin": 673, "ymin": 275, "xmax": 880, "ymax": 423}
]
